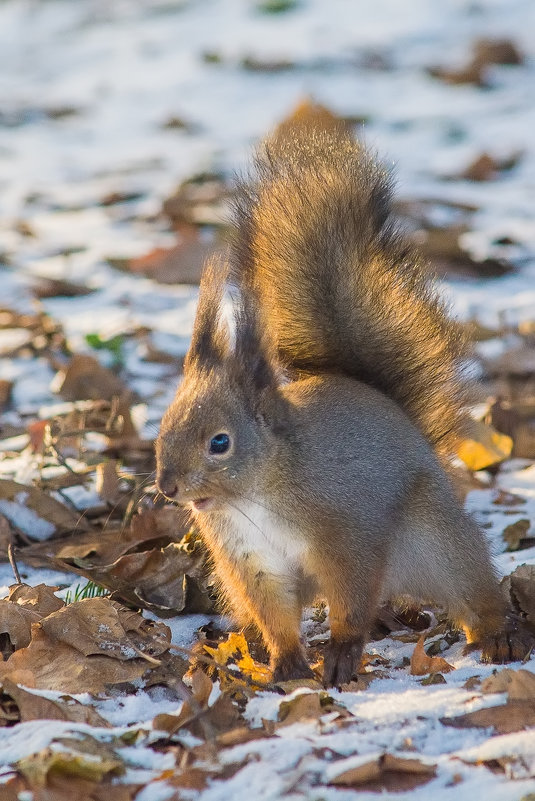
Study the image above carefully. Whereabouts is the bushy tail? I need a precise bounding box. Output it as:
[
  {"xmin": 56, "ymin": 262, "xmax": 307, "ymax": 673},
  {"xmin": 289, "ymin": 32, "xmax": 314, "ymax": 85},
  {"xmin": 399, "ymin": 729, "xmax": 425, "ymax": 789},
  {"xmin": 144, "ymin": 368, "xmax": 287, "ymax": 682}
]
[{"xmin": 231, "ymin": 126, "xmax": 466, "ymax": 453}]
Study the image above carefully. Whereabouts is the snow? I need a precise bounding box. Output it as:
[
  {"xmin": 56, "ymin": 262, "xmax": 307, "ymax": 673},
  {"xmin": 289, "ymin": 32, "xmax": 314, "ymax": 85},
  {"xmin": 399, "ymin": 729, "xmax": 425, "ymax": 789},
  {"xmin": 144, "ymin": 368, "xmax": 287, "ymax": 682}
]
[
  {"xmin": 1, "ymin": 0, "xmax": 535, "ymax": 797},
  {"xmin": 0, "ymin": 497, "xmax": 56, "ymax": 540}
]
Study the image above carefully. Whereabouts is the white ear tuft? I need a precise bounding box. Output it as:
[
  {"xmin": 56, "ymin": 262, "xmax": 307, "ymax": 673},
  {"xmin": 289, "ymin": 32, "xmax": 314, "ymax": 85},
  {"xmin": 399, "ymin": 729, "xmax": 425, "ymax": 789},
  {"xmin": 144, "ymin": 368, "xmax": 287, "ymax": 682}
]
[{"xmin": 217, "ymin": 283, "xmax": 240, "ymax": 353}]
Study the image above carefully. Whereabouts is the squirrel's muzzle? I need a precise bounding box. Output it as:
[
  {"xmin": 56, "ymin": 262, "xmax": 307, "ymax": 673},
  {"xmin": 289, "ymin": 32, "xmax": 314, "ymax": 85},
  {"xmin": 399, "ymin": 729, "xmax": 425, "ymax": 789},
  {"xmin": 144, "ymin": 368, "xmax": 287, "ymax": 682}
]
[{"xmin": 156, "ymin": 469, "xmax": 178, "ymax": 501}]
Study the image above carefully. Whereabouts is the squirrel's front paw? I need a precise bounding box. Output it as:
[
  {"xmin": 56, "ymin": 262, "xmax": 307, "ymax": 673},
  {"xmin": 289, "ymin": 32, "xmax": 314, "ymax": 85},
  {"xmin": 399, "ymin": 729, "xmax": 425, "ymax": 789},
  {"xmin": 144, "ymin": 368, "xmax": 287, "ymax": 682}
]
[
  {"xmin": 323, "ymin": 636, "xmax": 364, "ymax": 688},
  {"xmin": 272, "ymin": 650, "xmax": 315, "ymax": 683},
  {"xmin": 466, "ymin": 615, "xmax": 535, "ymax": 664}
]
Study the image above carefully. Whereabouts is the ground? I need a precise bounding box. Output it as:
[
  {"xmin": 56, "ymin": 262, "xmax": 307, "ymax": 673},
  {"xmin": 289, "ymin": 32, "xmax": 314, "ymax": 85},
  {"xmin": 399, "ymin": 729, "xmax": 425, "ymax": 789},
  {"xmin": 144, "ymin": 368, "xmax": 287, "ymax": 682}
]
[{"xmin": 1, "ymin": 1, "xmax": 535, "ymax": 799}]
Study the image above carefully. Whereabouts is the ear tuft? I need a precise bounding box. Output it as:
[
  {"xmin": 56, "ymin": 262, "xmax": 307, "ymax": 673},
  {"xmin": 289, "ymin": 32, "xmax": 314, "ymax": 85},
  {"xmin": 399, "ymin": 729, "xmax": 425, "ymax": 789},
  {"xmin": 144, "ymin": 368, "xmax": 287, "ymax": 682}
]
[
  {"xmin": 185, "ymin": 255, "xmax": 229, "ymax": 370},
  {"xmin": 217, "ymin": 283, "xmax": 241, "ymax": 355}
]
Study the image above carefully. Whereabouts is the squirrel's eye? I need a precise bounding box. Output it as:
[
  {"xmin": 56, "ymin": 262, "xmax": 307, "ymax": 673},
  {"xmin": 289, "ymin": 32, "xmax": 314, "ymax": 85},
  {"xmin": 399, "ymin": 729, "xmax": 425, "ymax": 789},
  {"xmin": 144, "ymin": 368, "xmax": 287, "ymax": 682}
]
[{"xmin": 209, "ymin": 433, "xmax": 230, "ymax": 455}]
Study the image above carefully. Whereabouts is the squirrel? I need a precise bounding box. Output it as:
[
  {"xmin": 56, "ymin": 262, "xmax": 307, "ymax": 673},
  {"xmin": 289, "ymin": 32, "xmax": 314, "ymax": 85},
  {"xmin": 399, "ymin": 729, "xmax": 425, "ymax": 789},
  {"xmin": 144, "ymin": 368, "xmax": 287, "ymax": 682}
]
[{"xmin": 156, "ymin": 126, "xmax": 534, "ymax": 687}]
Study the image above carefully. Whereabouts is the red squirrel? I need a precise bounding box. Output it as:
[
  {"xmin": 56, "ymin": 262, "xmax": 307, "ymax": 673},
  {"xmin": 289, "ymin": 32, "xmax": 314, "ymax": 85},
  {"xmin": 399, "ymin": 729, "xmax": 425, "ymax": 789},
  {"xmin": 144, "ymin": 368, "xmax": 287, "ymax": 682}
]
[{"xmin": 156, "ymin": 127, "xmax": 534, "ymax": 686}]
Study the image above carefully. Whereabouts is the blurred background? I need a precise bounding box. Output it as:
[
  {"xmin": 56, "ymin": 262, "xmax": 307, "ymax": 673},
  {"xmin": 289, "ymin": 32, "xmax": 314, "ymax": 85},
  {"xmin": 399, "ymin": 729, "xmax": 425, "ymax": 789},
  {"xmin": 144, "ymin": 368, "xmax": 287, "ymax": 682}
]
[{"xmin": 0, "ymin": 0, "xmax": 534, "ymax": 438}]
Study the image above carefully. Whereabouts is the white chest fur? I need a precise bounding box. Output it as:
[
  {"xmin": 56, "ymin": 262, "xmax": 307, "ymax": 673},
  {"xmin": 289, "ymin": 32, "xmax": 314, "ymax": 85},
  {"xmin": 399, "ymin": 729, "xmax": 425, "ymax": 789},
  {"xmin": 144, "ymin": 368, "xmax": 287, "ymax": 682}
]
[{"xmin": 214, "ymin": 500, "xmax": 307, "ymax": 578}]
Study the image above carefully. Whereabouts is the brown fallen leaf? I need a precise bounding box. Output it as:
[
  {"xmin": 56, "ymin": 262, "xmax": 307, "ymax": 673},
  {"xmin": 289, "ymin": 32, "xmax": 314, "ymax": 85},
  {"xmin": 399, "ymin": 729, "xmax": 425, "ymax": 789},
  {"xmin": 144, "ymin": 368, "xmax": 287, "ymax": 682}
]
[
  {"xmin": 153, "ymin": 668, "xmax": 241, "ymax": 739},
  {"xmin": 55, "ymin": 354, "xmax": 133, "ymax": 411},
  {"xmin": 0, "ymin": 478, "xmax": 90, "ymax": 537},
  {"xmin": 482, "ymin": 668, "xmax": 535, "ymax": 700},
  {"xmin": 328, "ymin": 753, "xmax": 436, "ymax": 791},
  {"xmin": 441, "ymin": 700, "xmax": 535, "ymax": 734},
  {"xmin": 19, "ymin": 507, "xmax": 212, "ymax": 615},
  {"xmin": 215, "ymin": 726, "xmax": 268, "ymax": 747},
  {"xmin": 95, "ymin": 460, "xmax": 121, "ymax": 503},
  {"xmin": 40, "ymin": 598, "xmax": 170, "ymax": 659},
  {"xmin": 22, "ymin": 505, "xmax": 190, "ymax": 568},
  {"xmin": 1, "ymin": 584, "xmax": 64, "ymax": 659},
  {"xmin": 492, "ymin": 489, "xmax": 526, "ymax": 506},
  {"xmin": 503, "ymin": 519, "xmax": 532, "ymax": 551},
  {"xmin": 277, "ymin": 692, "xmax": 323, "ymax": 726},
  {"xmin": 8, "ymin": 582, "xmax": 64, "ymax": 616},
  {"xmin": 489, "ymin": 397, "xmax": 535, "ymax": 460},
  {"xmin": 0, "ymin": 598, "xmax": 171, "ymax": 693},
  {"xmin": 0, "ymin": 512, "xmax": 11, "ymax": 556},
  {"xmin": 17, "ymin": 735, "xmax": 125, "ymax": 788},
  {"xmin": 124, "ymin": 236, "xmax": 218, "ymax": 285},
  {"xmin": 410, "ymin": 635, "xmax": 454, "ymax": 676},
  {"xmin": 0, "ymin": 378, "xmax": 12, "ymax": 411},
  {"xmin": 501, "ymin": 564, "xmax": 535, "ymax": 627},
  {"xmin": 32, "ymin": 278, "xmax": 95, "ymax": 299},
  {"xmin": 0, "ymin": 600, "xmax": 42, "ymax": 655},
  {"xmin": 162, "ymin": 178, "xmax": 228, "ymax": 230},
  {"xmin": 463, "ymin": 676, "xmax": 482, "ymax": 690},
  {"xmin": 428, "ymin": 37, "xmax": 523, "ymax": 86},
  {"xmin": 459, "ymin": 151, "xmax": 522, "ymax": 182},
  {"xmin": 1, "ymin": 774, "xmax": 140, "ymax": 801},
  {"xmin": 274, "ymin": 96, "xmax": 351, "ymax": 141},
  {"xmin": 2, "ymin": 678, "xmax": 110, "ymax": 727},
  {"xmin": 473, "ymin": 37, "xmax": 523, "ymax": 66}
]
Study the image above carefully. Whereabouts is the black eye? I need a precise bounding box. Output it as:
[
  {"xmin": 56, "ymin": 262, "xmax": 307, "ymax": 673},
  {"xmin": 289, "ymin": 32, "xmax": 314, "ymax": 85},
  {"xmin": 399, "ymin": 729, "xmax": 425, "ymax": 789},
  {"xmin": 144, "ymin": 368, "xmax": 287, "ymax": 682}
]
[{"xmin": 209, "ymin": 433, "xmax": 230, "ymax": 455}]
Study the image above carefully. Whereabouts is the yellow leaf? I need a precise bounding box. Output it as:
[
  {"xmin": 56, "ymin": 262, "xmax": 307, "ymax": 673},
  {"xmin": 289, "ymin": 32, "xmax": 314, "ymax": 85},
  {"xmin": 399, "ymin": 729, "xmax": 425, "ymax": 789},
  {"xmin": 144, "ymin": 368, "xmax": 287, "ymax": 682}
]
[
  {"xmin": 204, "ymin": 632, "xmax": 271, "ymax": 687},
  {"xmin": 457, "ymin": 420, "xmax": 513, "ymax": 471}
]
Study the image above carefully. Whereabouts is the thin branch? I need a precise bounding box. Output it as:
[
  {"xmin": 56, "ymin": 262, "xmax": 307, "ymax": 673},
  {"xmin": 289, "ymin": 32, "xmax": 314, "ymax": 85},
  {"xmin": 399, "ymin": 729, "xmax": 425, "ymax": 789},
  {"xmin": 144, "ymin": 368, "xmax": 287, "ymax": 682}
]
[{"xmin": 8, "ymin": 541, "xmax": 22, "ymax": 584}]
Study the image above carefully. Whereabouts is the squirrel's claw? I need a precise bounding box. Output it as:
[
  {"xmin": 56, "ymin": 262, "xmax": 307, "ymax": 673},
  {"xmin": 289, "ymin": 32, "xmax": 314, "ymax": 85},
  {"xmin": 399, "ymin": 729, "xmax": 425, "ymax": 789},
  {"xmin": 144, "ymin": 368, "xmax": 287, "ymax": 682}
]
[
  {"xmin": 465, "ymin": 616, "xmax": 535, "ymax": 664},
  {"xmin": 323, "ymin": 637, "xmax": 364, "ymax": 688},
  {"xmin": 272, "ymin": 651, "xmax": 315, "ymax": 683}
]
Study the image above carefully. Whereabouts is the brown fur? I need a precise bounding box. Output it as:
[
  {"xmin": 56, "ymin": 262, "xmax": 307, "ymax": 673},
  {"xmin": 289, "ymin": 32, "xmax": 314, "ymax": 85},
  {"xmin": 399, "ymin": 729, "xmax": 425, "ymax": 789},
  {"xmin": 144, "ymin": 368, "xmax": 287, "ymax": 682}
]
[
  {"xmin": 156, "ymin": 128, "xmax": 534, "ymax": 686},
  {"xmin": 231, "ymin": 127, "xmax": 467, "ymax": 455}
]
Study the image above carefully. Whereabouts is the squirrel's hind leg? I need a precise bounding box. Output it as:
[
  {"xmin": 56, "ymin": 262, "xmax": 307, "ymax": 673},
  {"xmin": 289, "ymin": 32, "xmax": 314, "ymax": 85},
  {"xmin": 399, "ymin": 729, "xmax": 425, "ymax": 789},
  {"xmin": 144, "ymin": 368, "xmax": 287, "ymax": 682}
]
[
  {"xmin": 394, "ymin": 479, "xmax": 535, "ymax": 664},
  {"xmin": 311, "ymin": 546, "xmax": 386, "ymax": 688}
]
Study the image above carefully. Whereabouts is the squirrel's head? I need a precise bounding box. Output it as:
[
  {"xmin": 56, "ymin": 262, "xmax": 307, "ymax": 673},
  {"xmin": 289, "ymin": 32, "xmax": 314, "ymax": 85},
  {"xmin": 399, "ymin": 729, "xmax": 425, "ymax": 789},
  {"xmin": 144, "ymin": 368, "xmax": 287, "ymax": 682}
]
[{"xmin": 155, "ymin": 257, "xmax": 287, "ymax": 513}]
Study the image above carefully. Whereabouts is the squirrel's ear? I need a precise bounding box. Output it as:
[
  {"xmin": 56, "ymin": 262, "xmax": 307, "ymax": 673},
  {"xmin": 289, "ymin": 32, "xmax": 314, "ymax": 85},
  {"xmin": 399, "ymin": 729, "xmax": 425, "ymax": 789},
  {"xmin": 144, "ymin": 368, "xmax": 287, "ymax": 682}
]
[
  {"xmin": 185, "ymin": 255, "xmax": 229, "ymax": 370},
  {"xmin": 233, "ymin": 284, "xmax": 280, "ymax": 397}
]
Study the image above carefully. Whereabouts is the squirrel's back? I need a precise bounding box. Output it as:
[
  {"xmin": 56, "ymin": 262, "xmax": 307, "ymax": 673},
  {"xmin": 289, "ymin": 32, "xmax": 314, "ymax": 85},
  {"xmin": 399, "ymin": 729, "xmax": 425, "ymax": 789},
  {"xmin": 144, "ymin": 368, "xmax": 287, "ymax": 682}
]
[{"xmin": 232, "ymin": 127, "xmax": 466, "ymax": 454}]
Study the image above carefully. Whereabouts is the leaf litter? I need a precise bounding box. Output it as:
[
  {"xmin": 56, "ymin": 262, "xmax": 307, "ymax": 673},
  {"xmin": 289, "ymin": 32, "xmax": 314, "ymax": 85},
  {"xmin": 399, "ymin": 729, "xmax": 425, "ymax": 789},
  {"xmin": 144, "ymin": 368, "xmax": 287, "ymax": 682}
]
[{"xmin": 1, "ymin": 1, "xmax": 535, "ymax": 799}]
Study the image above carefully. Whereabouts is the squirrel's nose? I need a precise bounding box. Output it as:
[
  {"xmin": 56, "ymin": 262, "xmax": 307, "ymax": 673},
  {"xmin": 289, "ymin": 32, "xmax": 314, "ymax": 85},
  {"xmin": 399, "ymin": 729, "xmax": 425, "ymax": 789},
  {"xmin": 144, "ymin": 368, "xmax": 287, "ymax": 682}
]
[{"xmin": 157, "ymin": 471, "xmax": 178, "ymax": 500}]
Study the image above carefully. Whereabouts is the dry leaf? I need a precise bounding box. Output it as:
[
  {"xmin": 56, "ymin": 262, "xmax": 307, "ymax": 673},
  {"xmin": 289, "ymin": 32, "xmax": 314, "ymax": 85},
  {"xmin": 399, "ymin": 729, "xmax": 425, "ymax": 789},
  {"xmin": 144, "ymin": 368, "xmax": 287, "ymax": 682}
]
[
  {"xmin": 503, "ymin": 519, "xmax": 532, "ymax": 551},
  {"xmin": 17, "ymin": 736, "xmax": 124, "ymax": 788},
  {"xmin": 216, "ymin": 726, "xmax": 268, "ymax": 747},
  {"xmin": 0, "ymin": 600, "xmax": 42, "ymax": 653},
  {"xmin": 2, "ymin": 678, "xmax": 110, "ymax": 727},
  {"xmin": 204, "ymin": 632, "xmax": 271, "ymax": 687},
  {"xmin": 410, "ymin": 636, "xmax": 454, "ymax": 676},
  {"xmin": 20, "ymin": 507, "xmax": 212, "ymax": 615},
  {"xmin": 457, "ymin": 420, "xmax": 513, "ymax": 471},
  {"xmin": 8, "ymin": 583, "xmax": 64, "ymax": 616},
  {"xmin": 0, "ymin": 512, "xmax": 11, "ymax": 556},
  {"xmin": 441, "ymin": 701, "xmax": 535, "ymax": 734},
  {"xmin": 0, "ymin": 378, "xmax": 12, "ymax": 411},
  {"xmin": 277, "ymin": 692, "xmax": 323, "ymax": 726},
  {"xmin": 274, "ymin": 97, "xmax": 350, "ymax": 140},
  {"xmin": 328, "ymin": 753, "xmax": 436, "ymax": 791},
  {"xmin": 40, "ymin": 598, "xmax": 170, "ymax": 659},
  {"xmin": 0, "ymin": 478, "xmax": 89, "ymax": 537},
  {"xmin": 0, "ymin": 598, "xmax": 170, "ymax": 693},
  {"xmin": 153, "ymin": 669, "xmax": 241, "ymax": 738},
  {"xmin": 96, "ymin": 461, "xmax": 121, "ymax": 503},
  {"xmin": 501, "ymin": 565, "xmax": 535, "ymax": 626},
  {"xmin": 482, "ymin": 668, "xmax": 535, "ymax": 700},
  {"xmin": 489, "ymin": 397, "xmax": 535, "ymax": 459},
  {"xmin": 492, "ymin": 489, "xmax": 526, "ymax": 506},
  {"xmin": 56, "ymin": 354, "xmax": 131, "ymax": 404},
  {"xmin": 126, "ymin": 238, "xmax": 217, "ymax": 285}
]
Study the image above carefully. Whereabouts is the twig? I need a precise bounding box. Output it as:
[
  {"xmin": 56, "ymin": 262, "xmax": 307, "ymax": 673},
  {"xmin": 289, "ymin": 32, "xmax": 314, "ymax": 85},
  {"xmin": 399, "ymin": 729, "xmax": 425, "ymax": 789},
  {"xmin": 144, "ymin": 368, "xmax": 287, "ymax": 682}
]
[
  {"xmin": 128, "ymin": 642, "xmax": 162, "ymax": 666},
  {"xmin": 8, "ymin": 541, "xmax": 22, "ymax": 584}
]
